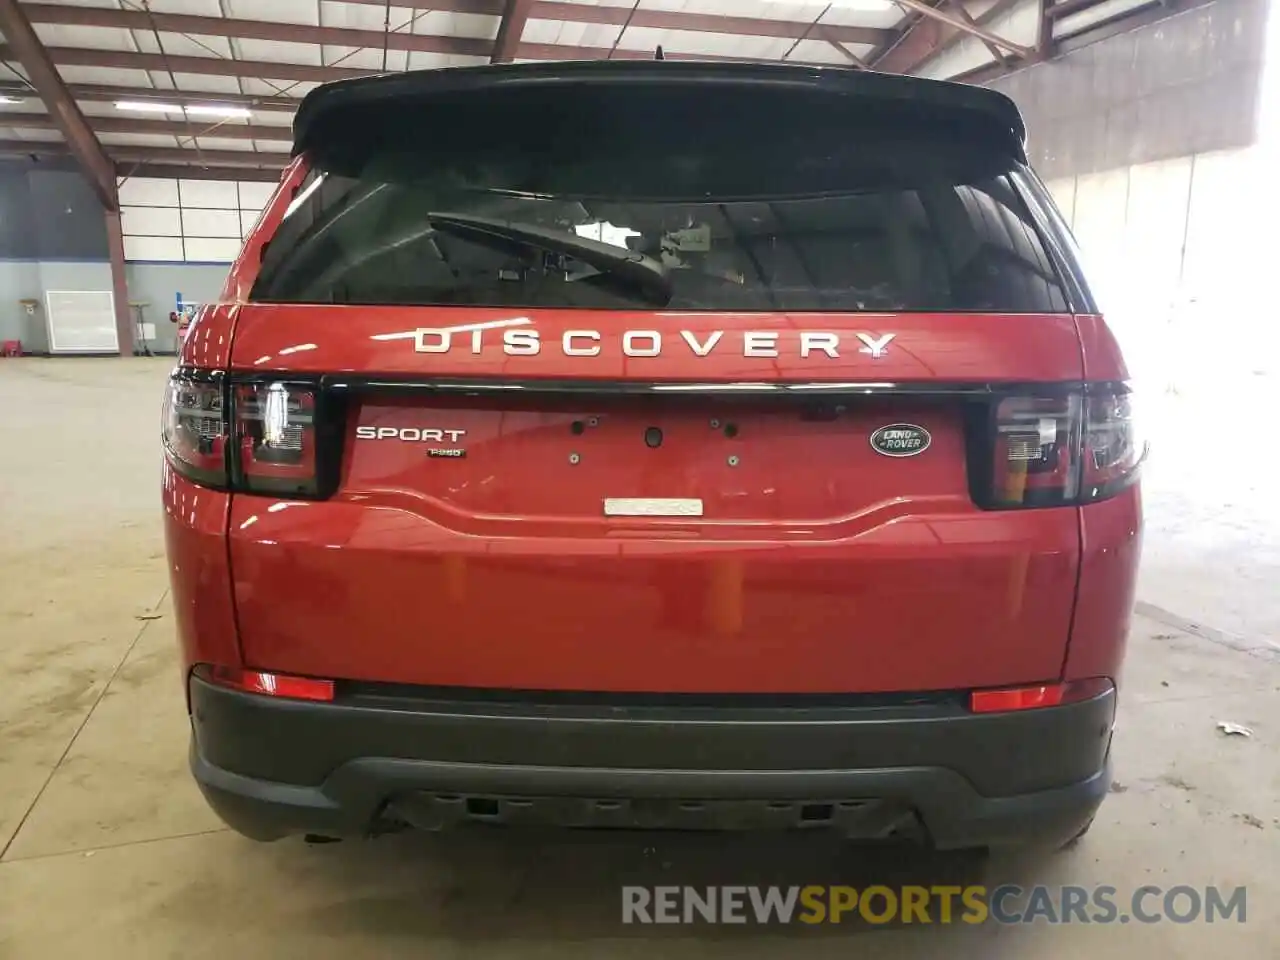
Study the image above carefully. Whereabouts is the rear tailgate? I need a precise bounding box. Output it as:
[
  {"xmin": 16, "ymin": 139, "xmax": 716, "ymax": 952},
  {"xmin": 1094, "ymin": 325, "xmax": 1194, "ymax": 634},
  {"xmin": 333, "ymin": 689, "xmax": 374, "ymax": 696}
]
[
  {"xmin": 227, "ymin": 308, "xmax": 1083, "ymax": 694},
  {"xmin": 225, "ymin": 63, "xmax": 1086, "ymax": 694}
]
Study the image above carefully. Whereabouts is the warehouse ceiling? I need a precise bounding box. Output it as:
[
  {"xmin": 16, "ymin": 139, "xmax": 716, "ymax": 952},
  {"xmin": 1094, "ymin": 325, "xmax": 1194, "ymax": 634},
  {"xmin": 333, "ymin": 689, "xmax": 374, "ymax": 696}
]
[{"xmin": 0, "ymin": 0, "xmax": 1176, "ymax": 182}]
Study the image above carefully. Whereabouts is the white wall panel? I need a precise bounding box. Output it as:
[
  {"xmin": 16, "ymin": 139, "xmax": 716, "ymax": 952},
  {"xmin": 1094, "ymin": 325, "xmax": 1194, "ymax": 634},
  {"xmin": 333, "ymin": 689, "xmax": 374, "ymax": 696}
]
[
  {"xmin": 123, "ymin": 177, "xmax": 261, "ymax": 263},
  {"xmin": 184, "ymin": 237, "xmax": 245, "ymax": 262},
  {"xmin": 182, "ymin": 208, "xmax": 242, "ymax": 238},
  {"xmin": 123, "ymin": 235, "xmax": 184, "ymax": 262},
  {"xmin": 1122, "ymin": 157, "xmax": 1192, "ymax": 292},
  {"xmin": 1070, "ymin": 167, "xmax": 1130, "ymax": 313},
  {"xmin": 1179, "ymin": 146, "xmax": 1278, "ymax": 381},
  {"xmin": 1115, "ymin": 157, "xmax": 1194, "ymax": 388},
  {"xmin": 121, "ymin": 205, "xmax": 182, "ymax": 237},
  {"xmin": 117, "ymin": 177, "xmax": 180, "ymax": 207},
  {"xmin": 237, "ymin": 181, "xmax": 277, "ymax": 208},
  {"xmin": 1060, "ymin": 145, "xmax": 1277, "ymax": 393},
  {"xmin": 1181, "ymin": 147, "xmax": 1265, "ymax": 308},
  {"xmin": 178, "ymin": 178, "xmax": 238, "ymax": 209},
  {"xmin": 1044, "ymin": 177, "xmax": 1077, "ymax": 227}
]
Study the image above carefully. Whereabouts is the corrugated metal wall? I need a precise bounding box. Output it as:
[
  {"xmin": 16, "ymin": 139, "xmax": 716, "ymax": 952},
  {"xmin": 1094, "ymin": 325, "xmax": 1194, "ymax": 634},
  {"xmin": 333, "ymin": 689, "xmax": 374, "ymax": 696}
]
[
  {"xmin": 1046, "ymin": 144, "xmax": 1280, "ymax": 392},
  {"xmin": 988, "ymin": 0, "xmax": 1270, "ymax": 180}
]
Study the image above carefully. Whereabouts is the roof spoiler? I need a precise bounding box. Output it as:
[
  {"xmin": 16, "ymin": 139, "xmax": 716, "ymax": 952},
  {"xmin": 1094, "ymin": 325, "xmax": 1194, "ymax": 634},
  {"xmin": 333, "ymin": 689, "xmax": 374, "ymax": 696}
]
[{"xmin": 292, "ymin": 61, "xmax": 1027, "ymax": 162}]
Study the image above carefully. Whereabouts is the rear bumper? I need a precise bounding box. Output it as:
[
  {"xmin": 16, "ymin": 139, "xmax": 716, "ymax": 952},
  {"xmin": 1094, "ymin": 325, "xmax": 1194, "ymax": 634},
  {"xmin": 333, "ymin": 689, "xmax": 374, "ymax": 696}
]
[{"xmin": 189, "ymin": 675, "xmax": 1114, "ymax": 849}]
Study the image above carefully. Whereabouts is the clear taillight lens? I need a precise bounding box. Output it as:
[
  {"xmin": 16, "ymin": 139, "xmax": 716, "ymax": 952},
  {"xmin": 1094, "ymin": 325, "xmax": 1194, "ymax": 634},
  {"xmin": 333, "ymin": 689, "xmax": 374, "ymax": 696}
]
[
  {"xmin": 232, "ymin": 382, "xmax": 318, "ymax": 495},
  {"xmin": 161, "ymin": 375, "xmax": 227, "ymax": 486},
  {"xmin": 1082, "ymin": 388, "xmax": 1144, "ymax": 500},
  {"xmin": 982, "ymin": 385, "xmax": 1144, "ymax": 509}
]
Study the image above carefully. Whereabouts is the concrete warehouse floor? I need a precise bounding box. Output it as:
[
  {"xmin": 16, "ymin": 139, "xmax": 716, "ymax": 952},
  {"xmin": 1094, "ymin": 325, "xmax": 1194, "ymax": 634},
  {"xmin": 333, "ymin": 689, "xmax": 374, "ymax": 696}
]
[{"xmin": 1, "ymin": 358, "xmax": 1277, "ymax": 958}]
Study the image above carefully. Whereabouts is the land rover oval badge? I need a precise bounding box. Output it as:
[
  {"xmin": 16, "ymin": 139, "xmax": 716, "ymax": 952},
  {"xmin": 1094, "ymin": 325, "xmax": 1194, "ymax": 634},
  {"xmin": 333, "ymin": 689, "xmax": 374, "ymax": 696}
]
[{"xmin": 870, "ymin": 423, "xmax": 931, "ymax": 458}]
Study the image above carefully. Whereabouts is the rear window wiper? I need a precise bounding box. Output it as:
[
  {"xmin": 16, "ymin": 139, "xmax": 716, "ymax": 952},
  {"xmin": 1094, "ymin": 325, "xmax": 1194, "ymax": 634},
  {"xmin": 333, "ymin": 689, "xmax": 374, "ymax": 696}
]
[{"xmin": 425, "ymin": 211, "xmax": 672, "ymax": 305}]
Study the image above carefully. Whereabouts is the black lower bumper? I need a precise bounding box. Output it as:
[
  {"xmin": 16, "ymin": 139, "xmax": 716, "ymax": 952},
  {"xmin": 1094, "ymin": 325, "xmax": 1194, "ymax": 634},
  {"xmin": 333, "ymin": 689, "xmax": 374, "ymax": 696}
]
[{"xmin": 189, "ymin": 676, "xmax": 1114, "ymax": 849}]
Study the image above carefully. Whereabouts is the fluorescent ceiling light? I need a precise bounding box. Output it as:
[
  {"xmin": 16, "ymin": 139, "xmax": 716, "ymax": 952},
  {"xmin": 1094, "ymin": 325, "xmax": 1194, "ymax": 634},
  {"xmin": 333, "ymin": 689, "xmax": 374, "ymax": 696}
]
[
  {"xmin": 0, "ymin": 95, "xmax": 23, "ymax": 104},
  {"xmin": 116, "ymin": 100, "xmax": 181, "ymax": 114},
  {"xmin": 114, "ymin": 100, "xmax": 251, "ymax": 119},
  {"xmin": 185, "ymin": 104, "xmax": 252, "ymax": 119}
]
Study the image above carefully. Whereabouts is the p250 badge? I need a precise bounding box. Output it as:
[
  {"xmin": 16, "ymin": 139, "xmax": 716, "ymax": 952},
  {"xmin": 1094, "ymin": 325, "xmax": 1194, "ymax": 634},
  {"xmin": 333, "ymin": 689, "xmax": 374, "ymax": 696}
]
[
  {"xmin": 870, "ymin": 423, "xmax": 931, "ymax": 457},
  {"xmin": 355, "ymin": 425, "xmax": 467, "ymax": 459}
]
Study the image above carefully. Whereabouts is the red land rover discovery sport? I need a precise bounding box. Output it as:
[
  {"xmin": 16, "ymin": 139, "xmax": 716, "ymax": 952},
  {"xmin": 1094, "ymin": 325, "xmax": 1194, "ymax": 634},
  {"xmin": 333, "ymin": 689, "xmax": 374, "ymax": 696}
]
[{"xmin": 162, "ymin": 61, "xmax": 1143, "ymax": 849}]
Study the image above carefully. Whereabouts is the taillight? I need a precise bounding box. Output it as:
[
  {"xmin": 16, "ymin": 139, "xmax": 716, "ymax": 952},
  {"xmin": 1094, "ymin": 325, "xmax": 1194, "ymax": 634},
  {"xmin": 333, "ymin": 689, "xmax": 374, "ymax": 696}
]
[
  {"xmin": 232, "ymin": 381, "xmax": 319, "ymax": 496},
  {"xmin": 162, "ymin": 374, "xmax": 228, "ymax": 487},
  {"xmin": 164, "ymin": 372, "xmax": 333, "ymax": 497},
  {"xmin": 1081, "ymin": 388, "xmax": 1143, "ymax": 501},
  {"xmin": 977, "ymin": 384, "xmax": 1144, "ymax": 509}
]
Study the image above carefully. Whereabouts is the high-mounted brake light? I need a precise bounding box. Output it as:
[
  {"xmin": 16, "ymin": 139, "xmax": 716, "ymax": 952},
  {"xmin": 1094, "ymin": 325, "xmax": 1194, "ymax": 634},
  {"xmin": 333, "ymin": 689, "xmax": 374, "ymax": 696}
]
[{"xmin": 978, "ymin": 384, "xmax": 1144, "ymax": 509}]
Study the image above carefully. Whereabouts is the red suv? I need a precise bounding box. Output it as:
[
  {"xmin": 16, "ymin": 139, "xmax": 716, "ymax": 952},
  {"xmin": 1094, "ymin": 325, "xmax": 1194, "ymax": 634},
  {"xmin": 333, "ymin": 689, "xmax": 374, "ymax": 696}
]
[{"xmin": 163, "ymin": 61, "xmax": 1143, "ymax": 850}]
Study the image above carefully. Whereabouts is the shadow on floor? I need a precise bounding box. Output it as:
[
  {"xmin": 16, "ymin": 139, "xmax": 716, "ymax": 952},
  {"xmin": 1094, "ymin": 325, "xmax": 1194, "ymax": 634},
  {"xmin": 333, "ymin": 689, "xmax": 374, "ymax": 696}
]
[{"xmin": 251, "ymin": 827, "xmax": 1053, "ymax": 942}]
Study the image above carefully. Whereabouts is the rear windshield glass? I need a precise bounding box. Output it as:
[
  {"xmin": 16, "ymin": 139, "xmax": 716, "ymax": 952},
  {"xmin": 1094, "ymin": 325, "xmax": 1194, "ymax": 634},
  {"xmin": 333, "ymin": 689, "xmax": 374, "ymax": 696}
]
[{"xmin": 253, "ymin": 87, "xmax": 1068, "ymax": 313}]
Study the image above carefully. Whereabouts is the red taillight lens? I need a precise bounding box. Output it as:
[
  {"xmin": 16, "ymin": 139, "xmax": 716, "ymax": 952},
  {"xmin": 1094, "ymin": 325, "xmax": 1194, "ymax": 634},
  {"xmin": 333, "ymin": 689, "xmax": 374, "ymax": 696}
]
[
  {"xmin": 232, "ymin": 382, "xmax": 319, "ymax": 496},
  {"xmin": 991, "ymin": 394, "xmax": 1082, "ymax": 507},
  {"xmin": 208, "ymin": 666, "xmax": 335, "ymax": 702},
  {"xmin": 983, "ymin": 385, "xmax": 1144, "ymax": 509},
  {"xmin": 162, "ymin": 375, "xmax": 228, "ymax": 486},
  {"xmin": 969, "ymin": 678, "xmax": 1112, "ymax": 713},
  {"xmin": 165, "ymin": 373, "xmax": 332, "ymax": 498}
]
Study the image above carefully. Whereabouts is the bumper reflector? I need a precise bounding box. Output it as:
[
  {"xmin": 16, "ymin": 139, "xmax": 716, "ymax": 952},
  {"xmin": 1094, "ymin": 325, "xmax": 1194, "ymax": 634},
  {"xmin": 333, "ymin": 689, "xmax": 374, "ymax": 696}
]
[
  {"xmin": 969, "ymin": 678, "xmax": 1112, "ymax": 714},
  {"xmin": 208, "ymin": 666, "xmax": 335, "ymax": 702}
]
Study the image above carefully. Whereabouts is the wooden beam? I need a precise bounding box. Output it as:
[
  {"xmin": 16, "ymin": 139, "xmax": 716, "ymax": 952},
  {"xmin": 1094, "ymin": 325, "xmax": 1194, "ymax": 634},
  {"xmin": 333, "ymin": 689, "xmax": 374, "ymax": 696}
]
[
  {"xmin": 0, "ymin": 139, "xmax": 290, "ymax": 167},
  {"xmin": 0, "ymin": 0, "xmax": 135, "ymax": 356},
  {"xmin": 890, "ymin": 0, "xmax": 1033, "ymax": 57},
  {"xmin": 0, "ymin": 41, "xmax": 838, "ymax": 80},
  {"xmin": 109, "ymin": 145, "xmax": 291, "ymax": 167},
  {"xmin": 1038, "ymin": 0, "xmax": 1056, "ymax": 58},
  {"xmin": 874, "ymin": 0, "xmax": 1024, "ymax": 74},
  {"xmin": 104, "ymin": 209, "xmax": 135, "ymax": 355},
  {"xmin": 945, "ymin": 0, "xmax": 1007, "ymax": 64},
  {"xmin": 5, "ymin": 112, "xmax": 292, "ymax": 143},
  {"xmin": 0, "ymin": 80, "xmax": 300, "ymax": 111},
  {"xmin": 0, "ymin": 44, "xmax": 378, "ymax": 83},
  {"xmin": 119, "ymin": 162, "xmax": 282, "ymax": 181},
  {"xmin": 295, "ymin": 0, "xmax": 893, "ymax": 46},
  {"xmin": 492, "ymin": 0, "xmax": 535, "ymax": 62},
  {"xmin": 819, "ymin": 31, "xmax": 869, "ymax": 69},
  {"xmin": 20, "ymin": 0, "xmax": 895, "ymax": 58},
  {"xmin": 529, "ymin": 0, "xmax": 890, "ymax": 46},
  {"xmin": 20, "ymin": 4, "xmax": 491, "ymax": 60},
  {"xmin": 1046, "ymin": 0, "xmax": 1108, "ymax": 18},
  {"xmin": 0, "ymin": 0, "xmax": 116, "ymax": 208}
]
